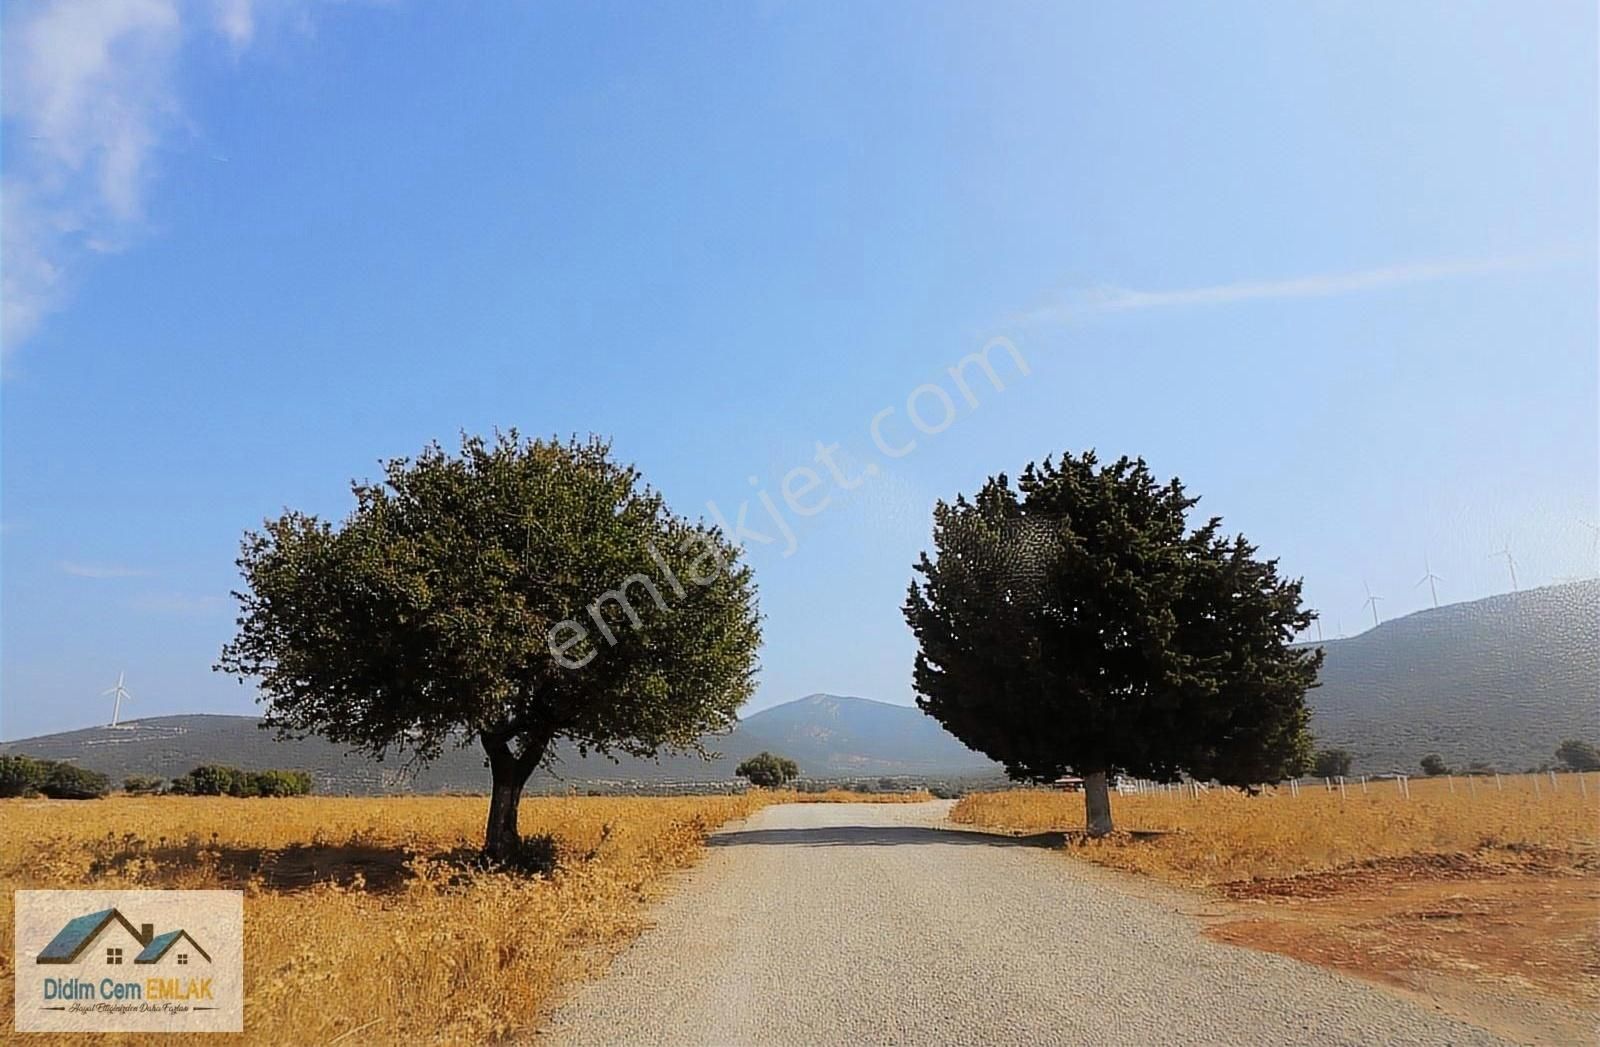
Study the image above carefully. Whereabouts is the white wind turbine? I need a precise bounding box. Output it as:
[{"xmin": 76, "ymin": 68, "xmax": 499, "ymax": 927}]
[
  {"xmin": 103, "ymin": 672, "xmax": 134, "ymax": 728},
  {"xmin": 1361, "ymin": 581, "xmax": 1383, "ymax": 629},
  {"xmin": 1487, "ymin": 541, "xmax": 1519, "ymax": 592},
  {"xmin": 1414, "ymin": 555, "xmax": 1443, "ymax": 609}
]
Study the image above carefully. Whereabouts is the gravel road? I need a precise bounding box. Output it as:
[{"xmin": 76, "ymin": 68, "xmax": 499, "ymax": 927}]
[{"xmin": 542, "ymin": 801, "xmax": 1510, "ymax": 1046}]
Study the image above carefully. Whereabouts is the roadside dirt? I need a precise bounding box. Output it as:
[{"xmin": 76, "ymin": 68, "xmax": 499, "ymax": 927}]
[{"xmin": 1199, "ymin": 845, "xmax": 1598, "ymax": 1045}]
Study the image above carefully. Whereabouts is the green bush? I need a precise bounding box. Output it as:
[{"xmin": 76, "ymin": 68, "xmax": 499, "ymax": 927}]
[
  {"xmin": 168, "ymin": 764, "xmax": 312, "ymax": 797},
  {"xmin": 38, "ymin": 762, "xmax": 111, "ymax": 799},
  {"xmin": 0, "ymin": 755, "xmax": 47, "ymax": 797},
  {"xmin": 122, "ymin": 774, "xmax": 165, "ymax": 795},
  {"xmin": 249, "ymin": 769, "xmax": 313, "ymax": 797},
  {"xmin": 735, "ymin": 752, "xmax": 799, "ymax": 788}
]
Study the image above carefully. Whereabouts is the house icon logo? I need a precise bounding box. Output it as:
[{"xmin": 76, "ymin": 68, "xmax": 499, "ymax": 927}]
[
  {"xmin": 13, "ymin": 889, "xmax": 242, "ymax": 1033},
  {"xmin": 36, "ymin": 908, "xmax": 213, "ymax": 968}
]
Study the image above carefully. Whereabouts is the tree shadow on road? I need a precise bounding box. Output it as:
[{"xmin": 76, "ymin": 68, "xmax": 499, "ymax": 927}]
[{"xmin": 708, "ymin": 825, "xmax": 1066, "ymax": 849}]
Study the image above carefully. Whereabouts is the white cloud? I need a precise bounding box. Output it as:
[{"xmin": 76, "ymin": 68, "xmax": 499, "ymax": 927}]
[
  {"xmin": 1019, "ymin": 254, "xmax": 1565, "ymax": 326},
  {"xmin": 0, "ymin": 0, "xmax": 295, "ymax": 353},
  {"xmin": 60, "ymin": 560, "xmax": 154, "ymax": 578},
  {"xmin": 128, "ymin": 591, "xmax": 230, "ymax": 613}
]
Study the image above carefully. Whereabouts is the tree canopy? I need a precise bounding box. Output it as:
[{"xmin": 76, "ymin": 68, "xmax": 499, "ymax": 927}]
[
  {"xmin": 1312, "ymin": 748, "xmax": 1353, "ymax": 778},
  {"xmin": 903, "ymin": 451, "xmax": 1321, "ymax": 833},
  {"xmin": 1555, "ymin": 739, "xmax": 1600, "ymax": 772},
  {"xmin": 735, "ymin": 752, "xmax": 799, "ymax": 788},
  {"xmin": 217, "ymin": 431, "xmax": 762, "ymax": 858}
]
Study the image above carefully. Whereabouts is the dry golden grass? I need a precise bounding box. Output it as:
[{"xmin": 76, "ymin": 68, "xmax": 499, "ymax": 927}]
[
  {"xmin": 950, "ymin": 773, "xmax": 1600, "ymax": 885},
  {"xmin": 0, "ymin": 792, "xmax": 786, "ymax": 1045}
]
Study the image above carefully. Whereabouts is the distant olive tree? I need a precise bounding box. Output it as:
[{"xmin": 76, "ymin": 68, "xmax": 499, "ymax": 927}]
[
  {"xmin": 1419, "ymin": 753, "xmax": 1450, "ymax": 777},
  {"xmin": 1311, "ymin": 748, "xmax": 1352, "ymax": 778},
  {"xmin": 736, "ymin": 752, "xmax": 799, "ymax": 788},
  {"xmin": 1555, "ymin": 739, "xmax": 1600, "ymax": 772},
  {"xmin": 122, "ymin": 775, "xmax": 165, "ymax": 795}
]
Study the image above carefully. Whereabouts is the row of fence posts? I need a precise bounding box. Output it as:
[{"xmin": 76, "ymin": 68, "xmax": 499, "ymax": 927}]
[{"xmin": 1122, "ymin": 769, "xmax": 1590, "ymax": 800}]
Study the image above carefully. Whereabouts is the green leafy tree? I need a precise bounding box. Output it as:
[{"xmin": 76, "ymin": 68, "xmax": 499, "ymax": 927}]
[
  {"xmin": 0, "ymin": 755, "xmax": 46, "ymax": 797},
  {"xmin": 903, "ymin": 451, "xmax": 1321, "ymax": 836},
  {"xmin": 38, "ymin": 762, "xmax": 111, "ymax": 799},
  {"xmin": 1555, "ymin": 739, "xmax": 1600, "ymax": 772},
  {"xmin": 1419, "ymin": 753, "xmax": 1450, "ymax": 777},
  {"xmin": 122, "ymin": 774, "xmax": 165, "ymax": 795},
  {"xmin": 735, "ymin": 752, "xmax": 799, "ymax": 788},
  {"xmin": 1312, "ymin": 748, "xmax": 1353, "ymax": 778},
  {"xmin": 218, "ymin": 432, "xmax": 761, "ymax": 859}
]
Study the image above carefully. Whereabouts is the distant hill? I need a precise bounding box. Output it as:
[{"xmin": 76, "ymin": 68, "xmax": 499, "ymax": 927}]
[
  {"xmin": 0, "ymin": 694, "xmax": 999, "ymax": 795},
  {"xmin": 5, "ymin": 582, "xmax": 1594, "ymax": 789},
  {"xmin": 1305, "ymin": 580, "xmax": 1599, "ymax": 774}
]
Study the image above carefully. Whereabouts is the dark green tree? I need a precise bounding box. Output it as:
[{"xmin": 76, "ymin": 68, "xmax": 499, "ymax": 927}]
[
  {"xmin": 1312, "ymin": 748, "xmax": 1353, "ymax": 778},
  {"xmin": 122, "ymin": 774, "xmax": 165, "ymax": 795},
  {"xmin": 218, "ymin": 432, "xmax": 761, "ymax": 859},
  {"xmin": 1419, "ymin": 753, "xmax": 1450, "ymax": 777},
  {"xmin": 0, "ymin": 755, "xmax": 46, "ymax": 797},
  {"xmin": 903, "ymin": 451, "xmax": 1321, "ymax": 835},
  {"xmin": 735, "ymin": 751, "xmax": 799, "ymax": 788},
  {"xmin": 38, "ymin": 762, "xmax": 111, "ymax": 799},
  {"xmin": 1555, "ymin": 739, "xmax": 1600, "ymax": 772}
]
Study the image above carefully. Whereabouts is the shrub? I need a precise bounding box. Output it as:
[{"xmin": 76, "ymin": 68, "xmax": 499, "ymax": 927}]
[
  {"xmin": 1311, "ymin": 748, "xmax": 1352, "ymax": 778},
  {"xmin": 169, "ymin": 764, "xmax": 312, "ymax": 797},
  {"xmin": 38, "ymin": 762, "xmax": 111, "ymax": 799},
  {"xmin": 122, "ymin": 774, "xmax": 165, "ymax": 795},
  {"xmin": 0, "ymin": 755, "xmax": 47, "ymax": 797},
  {"xmin": 1420, "ymin": 753, "xmax": 1450, "ymax": 777},
  {"xmin": 250, "ymin": 769, "xmax": 313, "ymax": 797},
  {"xmin": 1555, "ymin": 739, "xmax": 1600, "ymax": 773},
  {"xmin": 735, "ymin": 752, "xmax": 799, "ymax": 788}
]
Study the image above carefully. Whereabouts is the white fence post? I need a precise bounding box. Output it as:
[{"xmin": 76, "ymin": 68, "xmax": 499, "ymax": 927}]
[
  {"xmin": 1495, "ymin": 773, "xmax": 1503, "ymax": 791},
  {"xmin": 1337, "ymin": 775, "xmax": 1347, "ymax": 799},
  {"xmin": 1549, "ymin": 770, "xmax": 1559, "ymax": 792}
]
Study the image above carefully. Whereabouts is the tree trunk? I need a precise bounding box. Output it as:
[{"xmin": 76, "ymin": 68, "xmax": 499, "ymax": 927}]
[
  {"xmin": 1083, "ymin": 770, "xmax": 1114, "ymax": 836},
  {"xmin": 482, "ymin": 730, "xmax": 550, "ymax": 860},
  {"xmin": 484, "ymin": 775, "xmax": 528, "ymax": 860}
]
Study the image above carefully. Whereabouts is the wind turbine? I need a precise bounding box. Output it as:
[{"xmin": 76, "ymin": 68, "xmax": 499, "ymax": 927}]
[
  {"xmin": 1487, "ymin": 542, "xmax": 1519, "ymax": 592},
  {"xmin": 1414, "ymin": 555, "xmax": 1443, "ymax": 609},
  {"xmin": 103, "ymin": 672, "xmax": 133, "ymax": 727},
  {"xmin": 1361, "ymin": 581, "xmax": 1383, "ymax": 629}
]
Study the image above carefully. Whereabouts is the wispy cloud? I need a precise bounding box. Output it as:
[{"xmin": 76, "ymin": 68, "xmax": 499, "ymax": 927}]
[
  {"xmin": 60, "ymin": 560, "xmax": 153, "ymax": 579},
  {"xmin": 1019, "ymin": 254, "xmax": 1568, "ymax": 326},
  {"xmin": 0, "ymin": 0, "xmax": 314, "ymax": 353},
  {"xmin": 128, "ymin": 591, "xmax": 230, "ymax": 614}
]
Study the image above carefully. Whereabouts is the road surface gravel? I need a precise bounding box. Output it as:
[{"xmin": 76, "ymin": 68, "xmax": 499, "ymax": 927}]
[{"xmin": 542, "ymin": 801, "xmax": 1509, "ymax": 1045}]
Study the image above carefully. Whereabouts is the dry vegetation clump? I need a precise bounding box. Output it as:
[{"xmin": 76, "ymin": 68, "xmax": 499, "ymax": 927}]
[
  {"xmin": 0, "ymin": 793, "xmax": 773, "ymax": 1044},
  {"xmin": 949, "ymin": 773, "xmax": 1599, "ymax": 885}
]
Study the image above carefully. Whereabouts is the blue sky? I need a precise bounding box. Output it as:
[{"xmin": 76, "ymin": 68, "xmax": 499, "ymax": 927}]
[{"xmin": 2, "ymin": 1, "xmax": 1595, "ymax": 740}]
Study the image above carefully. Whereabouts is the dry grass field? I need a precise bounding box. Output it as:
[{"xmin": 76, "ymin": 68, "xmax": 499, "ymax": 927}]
[
  {"xmin": 952, "ymin": 774, "xmax": 1600, "ymax": 1015},
  {"xmin": 0, "ymin": 789, "xmax": 892, "ymax": 1045}
]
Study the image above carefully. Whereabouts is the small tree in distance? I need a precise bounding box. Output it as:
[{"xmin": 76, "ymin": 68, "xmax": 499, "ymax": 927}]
[
  {"xmin": 904, "ymin": 452, "xmax": 1321, "ymax": 836},
  {"xmin": 736, "ymin": 752, "xmax": 799, "ymax": 788},
  {"xmin": 1419, "ymin": 753, "xmax": 1450, "ymax": 777},
  {"xmin": 1311, "ymin": 748, "xmax": 1352, "ymax": 778},
  {"xmin": 1555, "ymin": 739, "xmax": 1600, "ymax": 772}
]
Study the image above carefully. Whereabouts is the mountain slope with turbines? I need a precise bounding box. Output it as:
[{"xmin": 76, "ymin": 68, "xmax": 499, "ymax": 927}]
[{"xmin": 1306, "ymin": 580, "xmax": 1599, "ymax": 773}]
